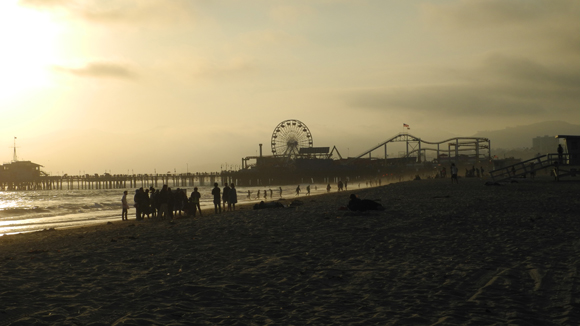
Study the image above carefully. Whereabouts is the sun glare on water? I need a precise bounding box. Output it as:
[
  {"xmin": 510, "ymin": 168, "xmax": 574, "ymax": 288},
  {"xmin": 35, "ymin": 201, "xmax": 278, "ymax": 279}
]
[{"xmin": 0, "ymin": 1, "xmax": 61, "ymax": 101}]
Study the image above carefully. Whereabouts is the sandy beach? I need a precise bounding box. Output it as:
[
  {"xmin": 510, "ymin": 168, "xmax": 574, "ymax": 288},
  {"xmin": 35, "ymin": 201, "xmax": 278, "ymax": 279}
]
[{"xmin": 1, "ymin": 177, "xmax": 579, "ymax": 325}]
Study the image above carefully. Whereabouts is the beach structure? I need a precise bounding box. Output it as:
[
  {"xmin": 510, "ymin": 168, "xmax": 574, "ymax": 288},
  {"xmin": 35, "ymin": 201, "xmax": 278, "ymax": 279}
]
[
  {"xmin": 230, "ymin": 120, "xmax": 493, "ymax": 186},
  {"xmin": 0, "ymin": 137, "xmax": 229, "ymax": 191},
  {"xmin": 0, "ymin": 171, "xmax": 223, "ymax": 191},
  {"xmin": 0, "ymin": 139, "xmax": 50, "ymax": 190},
  {"xmin": 346, "ymin": 133, "xmax": 491, "ymax": 165},
  {"xmin": 0, "ymin": 160, "xmax": 44, "ymax": 180},
  {"xmin": 489, "ymin": 135, "xmax": 579, "ymax": 182}
]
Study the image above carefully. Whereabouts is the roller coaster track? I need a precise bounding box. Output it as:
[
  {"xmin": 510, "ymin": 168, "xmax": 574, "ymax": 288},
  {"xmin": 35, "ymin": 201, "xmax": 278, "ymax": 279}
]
[{"xmin": 349, "ymin": 133, "xmax": 490, "ymax": 162}]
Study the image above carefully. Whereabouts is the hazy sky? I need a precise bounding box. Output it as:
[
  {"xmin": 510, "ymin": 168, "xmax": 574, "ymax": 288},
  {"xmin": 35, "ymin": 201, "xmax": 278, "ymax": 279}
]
[{"xmin": 1, "ymin": 0, "xmax": 578, "ymax": 175}]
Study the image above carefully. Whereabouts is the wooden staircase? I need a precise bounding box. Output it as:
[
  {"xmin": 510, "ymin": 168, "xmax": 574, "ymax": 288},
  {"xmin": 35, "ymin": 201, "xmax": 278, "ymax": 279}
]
[{"xmin": 489, "ymin": 153, "xmax": 576, "ymax": 182}]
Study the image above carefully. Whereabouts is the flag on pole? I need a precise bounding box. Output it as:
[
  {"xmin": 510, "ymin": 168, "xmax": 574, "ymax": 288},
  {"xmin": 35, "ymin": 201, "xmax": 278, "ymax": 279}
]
[{"xmin": 403, "ymin": 123, "xmax": 409, "ymax": 128}]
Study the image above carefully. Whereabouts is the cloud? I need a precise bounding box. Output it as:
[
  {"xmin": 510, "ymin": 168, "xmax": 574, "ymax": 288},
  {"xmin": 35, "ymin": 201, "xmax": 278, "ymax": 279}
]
[
  {"xmin": 420, "ymin": 0, "xmax": 576, "ymax": 29},
  {"xmin": 19, "ymin": 0, "xmax": 196, "ymax": 26},
  {"xmin": 348, "ymin": 53, "xmax": 580, "ymax": 119},
  {"xmin": 419, "ymin": 0, "xmax": 580, "ymax": 56},
  {"xmin": 345, "ymin": 1, "xmax": 579, "ymax": 121},
  {"xmin": 52, "ymin": 62, "xmax": 137, "ymax": 79},
  {"xmin": 482, "ymin": 53, "xmax": 580, "ymax": 89}
]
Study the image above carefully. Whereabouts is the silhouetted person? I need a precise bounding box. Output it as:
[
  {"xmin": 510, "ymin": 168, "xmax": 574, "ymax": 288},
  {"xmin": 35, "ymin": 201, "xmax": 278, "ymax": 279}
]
[
  {"xmin": 347, "ymin": 194, "xmax": 385, "ymax": 211},
  {"xmin": 143, "ymin": 189, "xmax": 151, "ymax": 219},
  {"xmin": 190, "ymin": 187, "xmax": 202, "ymax": 217},
  {"xmin": 178, "ymin": 188, "xmax": 188, "ymax": 217},
  {"xmin": 451, "ymin": 163, "xmax": 458, "ymax": 184},
  {"xmin": 338, "ymin": 180, "xmax": 343, "ymax": 191},
  {"xmin": 154, "ymin": 189, "xmax": 161, "ymax": 218},
  {"xmin": 149, "ymin": 187, "xmax": 157, "ymax": 218},
  {"xmin": 121, "ymin": 190, "xmax": 129, "ymax": 221},
  {"xmin": 257, "ymin": 190, "xmax": 261, "ymax": 199},
  {"xmin": 222, "ymin": 184, "xmax": 230, "ymax": 210},
  {"xmin": 306, "ymin": 185, "xmax": 310, "ymax": 195},
  {"xmin": 167, "ymin": 187, "xmax": 175, "ymax": 220},
  {"xmin": 326, "ymin": 183, "xmax": 331, "ymax": 192},
  {"xmin": 558, "ymin": 144, "xmax": 564, "ymax": 164},
  {"xmin": 247, "ymin": 190, "xmax": 251, "ymax": 199},
  {"xmin": 229, "ymin": 183, "xmax": 237, "ymax": 211},
  {"xmin": 158, "ymin": 185, "xmax": 170, "ymax": 219},
  {"xmin": 134, "ymin": 188, "xmax": 146, "ymax": 220},
  {"xmin": 279, "ymin": 187, "xmax": 282, "ymax": 197},
  {"xmin": 212, "ymin": 183, "xmax": 221, "ymax": 214},
  {"xmin": 269, "ymin": 188, "xmax": 273, "ymax": 198},
  {"xmin": 296, "ymin": 185, "xmax": 301, "ymax": 196}
]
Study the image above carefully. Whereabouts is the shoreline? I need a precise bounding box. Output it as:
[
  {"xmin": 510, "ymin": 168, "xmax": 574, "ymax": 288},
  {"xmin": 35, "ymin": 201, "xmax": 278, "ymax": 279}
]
[
  {"xmin": 0, "ymin": 182, "xmax": 377, "ymax": 237},
  {"xmin": 1, "ymin": 177, "xmax": 579, "ymax": 324}
]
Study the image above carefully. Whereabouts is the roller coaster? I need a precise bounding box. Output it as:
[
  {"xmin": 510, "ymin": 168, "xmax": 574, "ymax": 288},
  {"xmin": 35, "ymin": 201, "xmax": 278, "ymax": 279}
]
[{"xmin": 348, "ymin": 132, "xmax": 491, "ymax": 164}]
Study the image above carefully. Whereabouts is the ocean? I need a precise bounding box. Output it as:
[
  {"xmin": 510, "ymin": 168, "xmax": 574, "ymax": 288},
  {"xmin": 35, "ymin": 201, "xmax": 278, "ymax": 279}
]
[{"xmin": 0, "ymin": 182, "xmax": 370, "ymax": 236}]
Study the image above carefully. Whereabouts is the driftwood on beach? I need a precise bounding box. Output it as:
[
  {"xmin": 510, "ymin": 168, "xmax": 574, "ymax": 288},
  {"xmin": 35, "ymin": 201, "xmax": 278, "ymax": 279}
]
[{"xmin": 0, "ymin": 177, "xmax": 579, "ymax": 325}]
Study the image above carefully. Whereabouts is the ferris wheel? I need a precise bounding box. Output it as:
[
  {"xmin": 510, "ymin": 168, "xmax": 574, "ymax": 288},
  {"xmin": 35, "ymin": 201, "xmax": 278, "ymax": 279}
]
[{"xmin": 271, "ymin": 119, "xmax": 313, "ymax": 158}]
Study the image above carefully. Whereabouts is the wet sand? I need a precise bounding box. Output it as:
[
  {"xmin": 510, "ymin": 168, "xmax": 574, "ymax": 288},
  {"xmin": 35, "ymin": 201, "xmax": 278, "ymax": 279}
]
[{"xmin": 1, "ymin": 177, "xmax": 579, "ymax": 325}]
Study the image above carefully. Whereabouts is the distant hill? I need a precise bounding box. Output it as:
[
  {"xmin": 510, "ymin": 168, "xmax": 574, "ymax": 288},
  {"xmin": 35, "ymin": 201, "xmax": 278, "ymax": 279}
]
[{"xmin": 472, "ymin": 121, "xmax": 580, "ymax": 149}]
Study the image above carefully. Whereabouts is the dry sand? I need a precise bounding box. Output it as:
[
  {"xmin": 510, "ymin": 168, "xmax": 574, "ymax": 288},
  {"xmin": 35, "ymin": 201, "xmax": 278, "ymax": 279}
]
[{"xmin": 1, "ymin": 177, "xmax": 579, "ymax": 325}]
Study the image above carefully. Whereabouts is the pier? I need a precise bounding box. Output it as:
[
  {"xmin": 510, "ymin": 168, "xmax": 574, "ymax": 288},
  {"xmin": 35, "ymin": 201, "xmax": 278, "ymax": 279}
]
[{"xmin": 0, "ymin": 172, "xmax": 223, "ymax": 191}]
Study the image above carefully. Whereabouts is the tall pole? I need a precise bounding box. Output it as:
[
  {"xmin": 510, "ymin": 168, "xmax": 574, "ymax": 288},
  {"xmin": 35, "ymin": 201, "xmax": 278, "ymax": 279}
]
[
  {"xmin": 406, "ymin": 135, "xmax": 409, "ymax": 159},
  {"xmin": 12, "ymin": 137, "xmax": 17, "ymax": 162},
  {"xmin": 455, "ymin": 139, "xmax": 459, "ymax": 164}
]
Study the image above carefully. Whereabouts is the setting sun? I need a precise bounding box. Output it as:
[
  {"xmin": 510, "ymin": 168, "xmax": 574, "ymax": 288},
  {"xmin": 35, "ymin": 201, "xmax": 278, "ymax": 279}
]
[{"xmin": 0, "ymin": 1, "xmax": 60, "ymax": 100}]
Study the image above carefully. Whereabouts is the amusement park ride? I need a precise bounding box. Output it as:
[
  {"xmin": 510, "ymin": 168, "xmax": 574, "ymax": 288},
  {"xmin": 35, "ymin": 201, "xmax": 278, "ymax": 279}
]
[
  {"xmin": 241, "ymin": 119, "xmax": 491, "ymax": 171},
  {"xmin": 229, "ymin": 119, "xmax": 498, "ymax": 184}
]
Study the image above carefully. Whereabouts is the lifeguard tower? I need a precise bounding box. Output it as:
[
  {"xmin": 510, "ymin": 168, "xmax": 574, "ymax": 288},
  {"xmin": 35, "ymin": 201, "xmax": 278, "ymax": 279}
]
[{"xmin": 489, "ymin": 135, "xmax": 580, "ymax": 182}]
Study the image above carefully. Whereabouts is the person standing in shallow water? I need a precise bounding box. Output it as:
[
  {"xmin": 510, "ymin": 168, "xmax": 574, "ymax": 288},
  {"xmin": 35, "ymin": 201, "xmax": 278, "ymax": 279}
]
[
  {"xmin": 212, "ymin": 183, "xmax": 221, "ymax": 214},
  {"xmin": 121, "ymin": 191, "xmax": 129, "ymax": 221}
]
